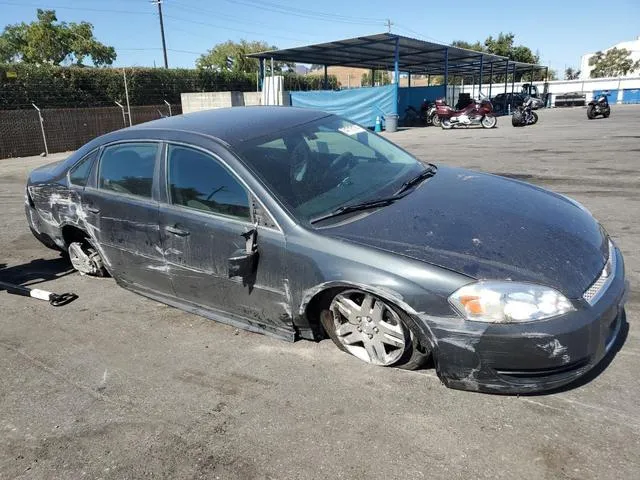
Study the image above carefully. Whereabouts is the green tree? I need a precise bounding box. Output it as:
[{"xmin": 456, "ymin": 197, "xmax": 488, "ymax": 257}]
[
  {"xmin": 360, "ymin": 70, "xmax": 391, "ymax": 86},
  {"xmin": 565, "ymin": 67, "xmax": 580, "ymax": 80},
  {"xmin": 453, "ymin": 33, "xmax": 539, "ymax": 64},
  {"xmin": 451, "ymin": 40, "xmax": 484, "ymax": 52},
  {"xmin": 589, "ymin": 47, "xmax": 640, "ymax": 78},
  {"xmin": 196, "ymin": 39, "xmax": 294, "ymax": 73},
  {"xmin": 0, "ymin": 9, "xmax": 116, "ymax": 66}
]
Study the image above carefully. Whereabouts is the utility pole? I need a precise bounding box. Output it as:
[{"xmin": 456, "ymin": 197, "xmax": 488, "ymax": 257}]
[
  {"xmin": 385, "ymin": 19, "xmax": 393, "ymax": 33},
  {"xmin": 151, "ymin": 0, "xmax": 169, "ymax": 68}
]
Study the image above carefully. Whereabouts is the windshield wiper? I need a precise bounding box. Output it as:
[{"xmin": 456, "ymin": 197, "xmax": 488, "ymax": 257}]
[
  {"xmin": 310, "ymin": 196, "xmax": 402, "ymax": 224},
  {"xmin": 394, "ymin": 164, "xmax": 437, "ymax": 196}
]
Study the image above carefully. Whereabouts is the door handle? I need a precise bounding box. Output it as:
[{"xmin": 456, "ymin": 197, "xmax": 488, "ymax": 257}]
[
  {"xmin": 86, "ymin": 206, "xmax": 100, "ymax": 214},
  {"xmin": 165, "ymin": 225, "xmax": 190, "ymax": 236}
]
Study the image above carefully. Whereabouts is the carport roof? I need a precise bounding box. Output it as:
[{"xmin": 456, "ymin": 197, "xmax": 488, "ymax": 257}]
[{"xmin": 249, "ymin": 33, "xmax": 545, "ymax": 76}]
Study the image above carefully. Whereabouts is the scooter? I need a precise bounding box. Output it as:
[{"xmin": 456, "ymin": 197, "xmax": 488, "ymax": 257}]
[
  {"xmin": 512, "ymin": 96, "xmax": 538, "ymax": 127},
  {"xmin": 436, "ymin": 96, "xmax": 497, "ymax": 129},
  {"xmin": 587, "ymin": 93, "xmax": 611, "ymax": 119}
]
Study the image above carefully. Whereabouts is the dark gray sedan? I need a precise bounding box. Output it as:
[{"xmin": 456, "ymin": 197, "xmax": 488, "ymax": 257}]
[{"xmin": 25, "ymin": 107, "xmax": 627, "ymax": 393}]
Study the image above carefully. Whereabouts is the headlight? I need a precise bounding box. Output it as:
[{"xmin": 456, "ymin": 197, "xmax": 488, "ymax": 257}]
[{"xmin": 449, "ymin": 281, "xmax": 575, "ymax": 323}]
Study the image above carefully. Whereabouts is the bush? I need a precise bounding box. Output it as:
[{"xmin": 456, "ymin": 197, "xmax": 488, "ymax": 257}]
[{"xmin": 0, "ymin": 64, "xmax": 338, "ymax": 109}]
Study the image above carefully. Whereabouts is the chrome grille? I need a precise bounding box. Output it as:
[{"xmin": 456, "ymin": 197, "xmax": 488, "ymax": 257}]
[{"xmin": 583, "ymin": 241, "xmax": 615, "ymax": 306}]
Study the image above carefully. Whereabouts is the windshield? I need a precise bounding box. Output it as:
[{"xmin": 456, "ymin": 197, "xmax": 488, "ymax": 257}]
[{"xmin": 236, "ymin": 116, "xmax": 426, "ymax": 222}]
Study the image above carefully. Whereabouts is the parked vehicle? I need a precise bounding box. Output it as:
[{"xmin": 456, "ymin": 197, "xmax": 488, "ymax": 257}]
[
  {"xmin": 587, "ymin": 92, "xmax": 611, "ymax": 119},
  {"xmin": 26, "ymin": 107, "xmax": 627, "ymax": 394},
  {"xmin": 511, "ymin": 96, "xmax": 539, "ymax": 127},
  {"xmin": 436, "ymin": 97, "xmax": 497, "ymax": 129},
  {"xmin": 492, "ymin": 93, "xmax": 544, "ymax": 114},
  {"xmin": 402, "ymin": 100, "xmax": 439, "ymax": 127},
  {"xmin": 423, "ymin": 100, "xmax": 440, "ymax": 127},
  {"xmin": 520, "ymin": 83, "xmax": 549, "ymax": 108}
]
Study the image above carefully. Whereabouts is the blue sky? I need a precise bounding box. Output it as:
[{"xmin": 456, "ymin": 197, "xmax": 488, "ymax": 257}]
[{"xmin": 1, "ymin": 0, "xmax": 639, "ymax": 74}]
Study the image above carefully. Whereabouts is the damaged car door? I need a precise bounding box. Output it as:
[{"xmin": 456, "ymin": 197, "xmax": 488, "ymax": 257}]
[
  {"xmin": 159, "ymin": 143, "xmax": 291, "ymax": 337},
  {"xmin": 82, "ymin": 141, "xmax": 172, "ymax": 294}
]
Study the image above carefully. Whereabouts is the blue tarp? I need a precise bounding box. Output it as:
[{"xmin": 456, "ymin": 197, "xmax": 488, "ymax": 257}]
[
  {"xmin": 290, "ymin": 84, "xmax": 396, "ymax": 128},
  {"xmin": 398, "ymin": 86, "xmax": 446, "ymax": 114}
]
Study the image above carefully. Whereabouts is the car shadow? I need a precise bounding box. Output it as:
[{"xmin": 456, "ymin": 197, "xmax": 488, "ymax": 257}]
[
  {"xmin": 0, "ymin": 256, "xmax": 75, "ymax": 289},
  {"xmin": 520, "ymin": 310, "xmax": 630, "ymax": 396}
]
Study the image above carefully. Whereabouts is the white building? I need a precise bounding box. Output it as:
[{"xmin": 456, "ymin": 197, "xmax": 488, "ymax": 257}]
[{"xmin": 580, "ymin": 36, "xmax": 640, "ymax": 79}]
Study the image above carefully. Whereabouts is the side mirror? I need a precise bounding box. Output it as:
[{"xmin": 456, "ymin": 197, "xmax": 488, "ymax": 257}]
[
  {"xmin": 228, "ymin": 228, "xmax": 258, "ymax": 279},
  {"xmin": 228, "ymin": 249, "xmax": 259, "ymax": 278}
]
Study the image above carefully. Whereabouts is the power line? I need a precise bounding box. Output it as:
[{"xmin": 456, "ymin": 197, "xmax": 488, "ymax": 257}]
[
  {"xmin": 235, "ymin": 0, "xmax": 386, "ymax": 23},
  {"xmin": 221, "ymin": 0, "xmax": 385, "ymax": 25},
  {"xmin": 163, "ymin": 14, "xmax": 313, "ymax": 43},
  {"xmin": 171, "ymin": 3, "xmax": 325, "ymax": 38},
  {"xmin": 0, "ymin": 1, "xmax": 153, "ymax": 15}
]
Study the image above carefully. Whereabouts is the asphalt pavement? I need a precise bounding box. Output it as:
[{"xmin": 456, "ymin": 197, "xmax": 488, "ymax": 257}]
[{"xmin": 1, "ymin": 105, "xmax": 639, "ymax": 479}]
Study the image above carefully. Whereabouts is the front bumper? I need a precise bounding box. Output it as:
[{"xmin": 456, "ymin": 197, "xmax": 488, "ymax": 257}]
[{"xmin": 420, "ymin": 247, "xmax": 628, "ymax": 394}]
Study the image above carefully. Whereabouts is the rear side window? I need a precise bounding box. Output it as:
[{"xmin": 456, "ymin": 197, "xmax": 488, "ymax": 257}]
[
  {"xmin": 98, "ymin": 143, "xmax": 158, "ymax": 198},
  {"xmin": 167, "ymin": 144, "xmax": 250, "ymax": 220},
  {"xmin": 69, "ymin": 150, "xmax": 98, "ymax": 187}
]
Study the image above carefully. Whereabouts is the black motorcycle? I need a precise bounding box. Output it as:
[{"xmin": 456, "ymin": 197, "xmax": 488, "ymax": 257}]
[
  {"xmin": 587, "ymin": 93, "xmax": 611, "ymax": 119},
  {"xmin": 403, "ymin": 100, "xmax": 439, "ymax": 127},
  {"xmin": 511, "ymin": 96, "xmax": 538, "ymax": 127}
]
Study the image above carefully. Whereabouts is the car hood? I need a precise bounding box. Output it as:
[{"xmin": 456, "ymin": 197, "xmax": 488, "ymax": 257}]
[{"xmin": 320, "ymin": 166, "xmax": 607, "ymax": 298}]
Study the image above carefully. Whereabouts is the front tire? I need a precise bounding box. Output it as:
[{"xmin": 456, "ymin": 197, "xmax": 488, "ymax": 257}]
[
  {"xmin": 512, "ymin": 111, "xmax": 523, "ymax": 127},
  {"xmin": 530, "ymin": 111, "xmax": 539, "ymax": 125},
  {"xmin": 431, "ymin": 114, "xmax": 441, "ymax": 128},
  {"xmin": 481, "ymin": 115, "xmax": 497, "ymax": 128},
  {"xmin": 320, "ymin": 289, "xmax": 429, "ymax": 370},
  {"xmin": 587, "ymin": 105, "xmax": 596, "ymax": 119}
]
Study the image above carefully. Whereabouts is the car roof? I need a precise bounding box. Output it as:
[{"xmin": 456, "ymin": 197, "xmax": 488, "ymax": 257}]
[{"xmin": 129, "ymin": 106, "xmax": 331, "ymax": 146}]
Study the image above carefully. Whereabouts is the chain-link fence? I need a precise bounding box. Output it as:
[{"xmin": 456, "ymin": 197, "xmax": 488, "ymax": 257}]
[{"xmin": 0, "ymin": 103, "xmax": 181, "ymax": 159}]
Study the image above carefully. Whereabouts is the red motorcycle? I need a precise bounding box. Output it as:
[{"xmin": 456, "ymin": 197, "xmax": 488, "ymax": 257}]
[{"xmin": 435, "ymin": 96, "xmax": 497, "ymax": 129}]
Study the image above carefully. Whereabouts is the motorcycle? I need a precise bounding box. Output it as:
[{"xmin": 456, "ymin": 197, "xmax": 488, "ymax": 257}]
[
  {"xmin": 436, "ymin": 96, "xmax": 497, "ymax": 129},
  {"xmin": 587, "ymin": 93, "xmax": 611, "ymax": 119},
  {"xmin": 402, "ymin": 99, "xmax": 439, "ymax": 127},
  {"xmin": 511, "ymin": 96, "xmax": 538, "ymax": 127},
  {"xmin": 423, "ymin": 100, "xmax": 440, "ymax": 127}
]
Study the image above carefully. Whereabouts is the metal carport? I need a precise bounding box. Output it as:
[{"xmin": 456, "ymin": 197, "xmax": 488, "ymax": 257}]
[{"xmin": 250, "ymin": 33, "xmax": 548, "ymax": 116}]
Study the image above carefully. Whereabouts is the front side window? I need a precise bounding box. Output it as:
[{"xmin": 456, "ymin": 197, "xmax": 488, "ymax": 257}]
[
  {"xmin": 167, "ymin": 145, "xmax": 250, "ymax": 220},
  {"xmin": 98, "ymin": 143, "xmax": 158, "ymax": 198},
  {"xmin": 237, "ymin": 117, "xmax": 424, "ymax": 221},
  {"xmin": 69, "ymin": 150, "xmax": 98, "ymax": 187}
]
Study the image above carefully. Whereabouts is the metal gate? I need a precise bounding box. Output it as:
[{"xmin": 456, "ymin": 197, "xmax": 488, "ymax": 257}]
[{"xmin": 622, "ymin": 89, "xmax": 640, "ymax": 104}]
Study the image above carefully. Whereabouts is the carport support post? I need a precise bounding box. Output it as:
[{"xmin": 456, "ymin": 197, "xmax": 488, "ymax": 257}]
[
  {"xmin": 489, "ymin": 62, "xmax": 493, "ymax": 98},
  {"xmin": 393, "ymin": 36, "xmax": 400, "ymax": 115},
  {"xmin": 323, "ymin": 65, "xmax": 328, "ymax": 90},
  {"xmin": 371, "ymin": 69, "xmax": 375, "ymax": 87},
  {"xmin": 259, "ymin": 58, "xmax": 264, "ymax": 91},
  {"xmin": 443, "ymin": 47, "xmax": 449, "ymax": 103},
  {"xmin": 503, "ymin": 62, "xmax": 510, "ymax": 112},
  {"xmin": 408, "ymin": 72, "xmax": 411, "ymax": 88},
  {"xmin": 479, "ymin": 56, "xmax": 484, "ymax": 97},
  {"xmin": 511, "ymin": 64, "xmax": 516, "ymax": 99}
]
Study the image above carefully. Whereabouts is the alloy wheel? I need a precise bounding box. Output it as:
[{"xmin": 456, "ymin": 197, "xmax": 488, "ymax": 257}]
[{"xmin": 330, "ymin": 290, "xmax": 407, "ymax": 366}]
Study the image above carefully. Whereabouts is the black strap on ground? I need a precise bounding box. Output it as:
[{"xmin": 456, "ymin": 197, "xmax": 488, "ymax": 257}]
[{"xmin": 0, "ymin": 280, "xmax": 78, "ymax": 307}]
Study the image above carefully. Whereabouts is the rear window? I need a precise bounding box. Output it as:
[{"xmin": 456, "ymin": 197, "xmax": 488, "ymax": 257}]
[
  {"xmin": 69, "ymin": 150, "xmax": 98, "ymax": 187},
  {"xmin": 98, "ymin": 143, "xmax": 158, "ymax": 198}
]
